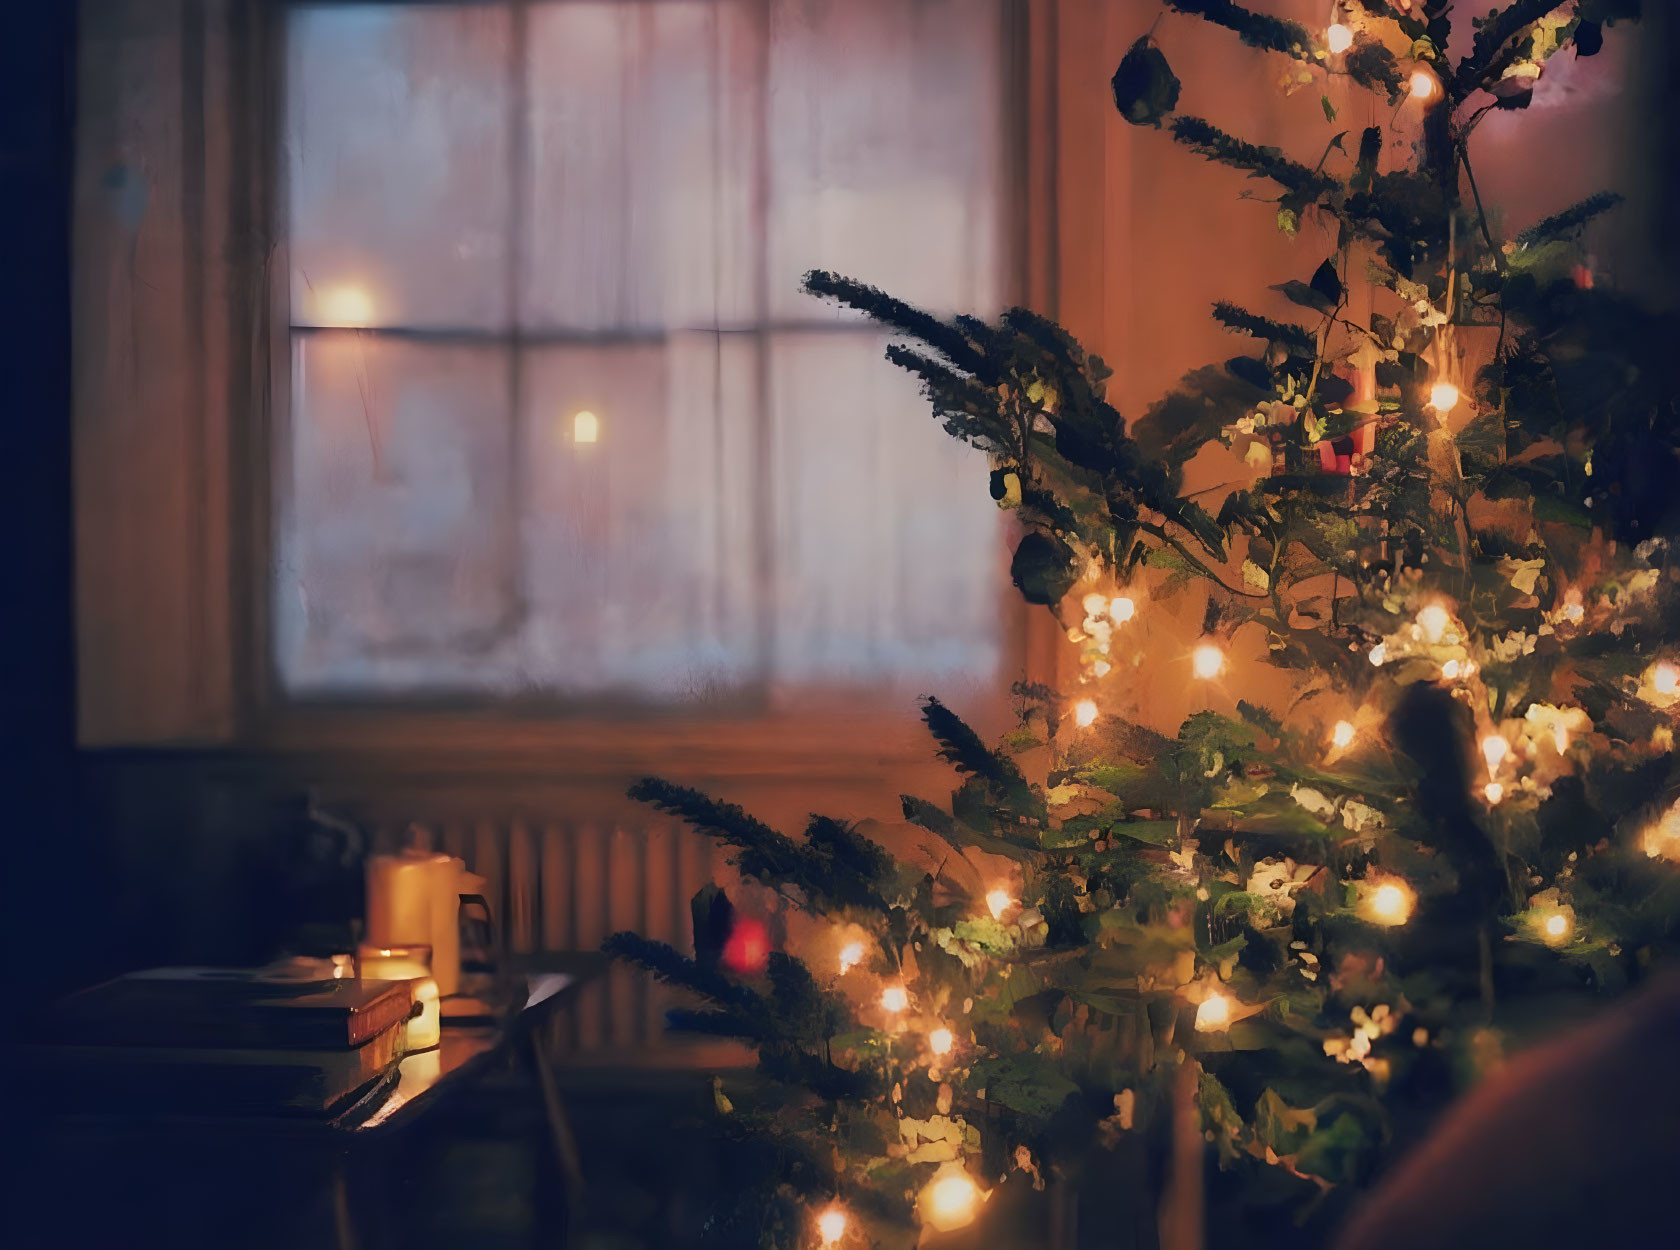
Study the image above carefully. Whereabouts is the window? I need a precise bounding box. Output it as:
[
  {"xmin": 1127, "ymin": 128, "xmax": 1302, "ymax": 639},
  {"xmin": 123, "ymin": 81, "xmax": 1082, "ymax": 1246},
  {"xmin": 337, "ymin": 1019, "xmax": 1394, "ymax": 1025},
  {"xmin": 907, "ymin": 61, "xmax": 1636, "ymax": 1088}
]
[{"xmin": 276, "ymin": 0, "xmax": 1010, "ymax": 707}]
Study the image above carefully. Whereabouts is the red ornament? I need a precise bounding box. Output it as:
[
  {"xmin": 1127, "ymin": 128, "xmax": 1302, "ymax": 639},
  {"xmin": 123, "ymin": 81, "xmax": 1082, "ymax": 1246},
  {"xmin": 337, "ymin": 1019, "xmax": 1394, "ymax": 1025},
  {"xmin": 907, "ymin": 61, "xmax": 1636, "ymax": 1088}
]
[{"xmin": 722, "ymin": 916, "xmax": 771, "ymax": 975}]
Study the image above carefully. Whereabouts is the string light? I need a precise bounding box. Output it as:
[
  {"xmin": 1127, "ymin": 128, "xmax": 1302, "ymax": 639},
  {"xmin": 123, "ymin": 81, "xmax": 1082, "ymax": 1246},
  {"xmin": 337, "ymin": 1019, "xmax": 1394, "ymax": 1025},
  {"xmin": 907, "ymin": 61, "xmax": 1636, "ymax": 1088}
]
[
  {"xmin": 1655, "ymin": 662, "xmax": 1680, "ymax": 696},
  {"xmin": 880, "ymin": 985, "xmax": 909, "ymax": 1013},
  {"xmin": 1483, "ymin": 782, "xmax": 1505, "ymax": 804},
  {"xmin": 1195, "ymin": 991, "xmax": 1233, "ymax": 1032},
  {"xmin": 1428, "ymin": 381, "xmax": 1460, "ymax": 413},
  {"xmin": 1110, "ymin": 596, "xmax": 1136, "ymax": 624},
  {"xmin": 1480, "ymin": 734, "xmax": 1510, "ymax": 772},
  {"xmin": 1410, "ymin": 68, "xmax": 1439, "ymax": 101},
  {"xmin": 1081, "ymin": 592, "xmax": 1108, "ymax": 617},
  {"xmin": 1192, "ymin": 643, "xmax": 1225, "ymax": 680},
  {"xmin": 837, "ymin": 941, "xmax": 865, "ymax": 974},
  {"xmin": 816, "ymin": 1206, "xmax": 848, "ymax": 1246},
  {"xmin": 1369, "ymin": 881, "xmax": 1414, "ymax": 926},
  {"xmin": 928, "ymin": 1027, "xmax": 954, "ymax": 1056},
  {"xmin": 918, "ymin": 1168, "xmax": 982, "ymax": 1232},
  {"xmin": 1074, "ymin": 699, "xmax": 1099, "ymax": 728},
  {"xmin": 1326, "ymin": 22, "xmax": 1354, "ymax": 54},
  {"xmin": 1369, "ymin": 642, "xmax": 1387, "ymax": 667},
  {"xmin": 1417, "ymin": 603, "xmax": 1451, "ymax": 644},
  {"xmin": 572, "ymin": 410, "xmax": 601, "ymax": 444},
  {"xmin": 1331, "ymin": 720, "xmax": 1356, "ymax": 750},
  {"xmin": 1544, "ymin": 912, "xmax": 1570, "ymax": 940},
  {"xmin": 985, "ymin": 888, "xmax": 1013, "ymax": 921},
  {"xmin": 1442, "ymin": 659, "xmax": 1461, "ymax": 679}
]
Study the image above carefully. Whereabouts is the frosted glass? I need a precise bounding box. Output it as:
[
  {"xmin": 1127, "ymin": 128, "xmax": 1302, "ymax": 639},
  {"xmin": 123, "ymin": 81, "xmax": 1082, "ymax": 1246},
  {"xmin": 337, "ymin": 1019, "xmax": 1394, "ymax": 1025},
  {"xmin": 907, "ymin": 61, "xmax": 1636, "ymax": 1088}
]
[
  {"xmin": 522, "ymin": 1, "xmax": 762, "ymax": 331},
  {"xmin": 277, "ymin": 335, "xmax": 517, "ymax": 694},
  {"xmin": 518, "ymin": 337, "xmax": 762, "ymax": 698},
  {"xmin": 286, "ymin": 6, "xmax": 513, "ymax": 330},
  {"xmin": 769, "ymin": 332, "xmax": 1003, "ymax": 687},
  {"xmin": 767, "ymin": 0, "xmax": 1005, "ymax": 320}
]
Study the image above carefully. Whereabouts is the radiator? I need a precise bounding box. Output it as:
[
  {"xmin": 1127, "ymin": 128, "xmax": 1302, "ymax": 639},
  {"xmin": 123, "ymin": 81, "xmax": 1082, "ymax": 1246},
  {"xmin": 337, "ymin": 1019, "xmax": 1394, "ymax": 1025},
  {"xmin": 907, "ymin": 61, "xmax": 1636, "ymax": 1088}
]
[{"xmin": 369, "ymin": 815, "xmax": 721, "ymax": 1057}]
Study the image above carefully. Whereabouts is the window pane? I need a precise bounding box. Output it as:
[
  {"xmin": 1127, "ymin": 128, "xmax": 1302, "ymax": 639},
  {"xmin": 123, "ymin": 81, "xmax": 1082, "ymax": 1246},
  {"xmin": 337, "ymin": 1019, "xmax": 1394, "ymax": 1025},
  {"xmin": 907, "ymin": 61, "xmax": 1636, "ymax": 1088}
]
[
  {"xmin": 522, "ymin": 1, "xmax": 763, "ymax": 332},
  {"xmin": 286, "ymin": 5, "xmax": 512, "ymax": 330},
  {"xmin": 517, "ymin": 337, "xmax": 763, "ymax": 700},
  {"xmin": 769, "ymin": 332, "xmax": 1003, "ymax": 690},
  {"xmin": 276, "ymin": 335, "xmax": 517, "ymax": 694},
  {"xmin": 767, "ymin": 0, "xmax": 1005, "ymax": 320}
]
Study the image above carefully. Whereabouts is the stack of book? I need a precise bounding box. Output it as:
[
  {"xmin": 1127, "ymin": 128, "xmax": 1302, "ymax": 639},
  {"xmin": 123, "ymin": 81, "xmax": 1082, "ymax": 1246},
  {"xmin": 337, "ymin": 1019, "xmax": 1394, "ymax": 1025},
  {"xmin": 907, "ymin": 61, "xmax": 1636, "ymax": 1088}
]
[{"xmin": 29, "ymin": 967, "xmax": 414, "ymax": 1117}]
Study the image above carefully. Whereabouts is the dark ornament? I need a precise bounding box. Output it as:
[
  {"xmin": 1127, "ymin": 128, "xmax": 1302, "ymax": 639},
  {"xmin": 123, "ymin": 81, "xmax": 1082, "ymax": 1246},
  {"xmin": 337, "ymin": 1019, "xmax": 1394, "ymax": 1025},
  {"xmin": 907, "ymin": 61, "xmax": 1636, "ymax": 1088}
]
[
  {"xmin": 1112, "ymin": 36, "xmax": 1180, "ymax": 128},
  {"xmin": 1011, "ymin": 531, "xmax": 1079, "ymax": 606}
]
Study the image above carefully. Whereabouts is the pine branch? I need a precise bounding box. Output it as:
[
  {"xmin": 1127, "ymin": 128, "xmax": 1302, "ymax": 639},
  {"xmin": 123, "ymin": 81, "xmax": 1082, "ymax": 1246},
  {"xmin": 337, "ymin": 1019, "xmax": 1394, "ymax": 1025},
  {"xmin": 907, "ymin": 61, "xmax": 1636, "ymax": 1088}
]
[
  {"xmin": 1168, "ymin": 0, "xmax": 1314, "ymax": 59},
  {"xmin": 602, "ymin": 932, "xmax": 762, "ymax": 1010},
  {"xmin": 1344, "ymin": 40, "xmax": 1405, "ymax": 101},
  {"xmin": 1211, "ymin": 301, "xmax": 1315, "ymax": 351},
  {"xmin": 883, "ymin": 343, "xmax": 1014, "ymax": 450},
  {"xmin": 921, "ymin": 697, "xmax": 1032, "ymax": 796},
  {"xmin": 1168, "ymin": 115, "xmax": 1338, "ymax": 198},
  {"xmin": 628, "ymin": 777, "xmax": 810, "ymax": 884},
  {"xmin": 1454, "ymin": 0, "xmax": 1559, "ymax": 94},
  {"xmin": 803, "ymin": 269, "xmax": 995, "ymax": 381},
  {"xmin": 1515, "ymin": 192, "xmax": 1624, "ymax": 248},
  {"xmin": 804, "ymin": 816, "xmax": 895, "ymax": 894}
]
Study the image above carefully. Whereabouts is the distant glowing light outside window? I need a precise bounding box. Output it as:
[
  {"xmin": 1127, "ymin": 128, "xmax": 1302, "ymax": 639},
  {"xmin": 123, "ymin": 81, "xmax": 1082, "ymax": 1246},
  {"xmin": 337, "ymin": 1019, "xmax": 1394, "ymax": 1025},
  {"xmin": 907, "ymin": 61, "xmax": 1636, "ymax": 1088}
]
[
  {"xmin": 1192, "ymin": 643, "xmax": 1224, "ymax": 680},
  {"xmin": 321, "ymin": 284, "xmax": 374, "ymax": 327},
  {"xmin": 572, "ymin": 410, "xmax": 600, "ymax": 444}
]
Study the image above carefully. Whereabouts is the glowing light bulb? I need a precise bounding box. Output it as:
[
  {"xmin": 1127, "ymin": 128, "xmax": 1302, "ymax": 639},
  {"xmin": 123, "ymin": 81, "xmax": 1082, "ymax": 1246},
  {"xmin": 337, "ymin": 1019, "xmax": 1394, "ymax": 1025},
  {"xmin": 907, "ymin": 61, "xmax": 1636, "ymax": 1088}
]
[
  {"xmin": 1480, "ymin": 735, "xmax": 1510, "ymax": 772},
  {"xmin": 1655, "ymin": 662, "xmax": 1680, "ymax": 696},
  {"xmin": 321, "ymin": 284, "xmax": 374, "ymax": 327},
  {"xmin": 1074, "ymin": 699, "xmax": 1099, "ymax": 728},
  {"xmin": 817, "ymin": 1206, "xmax": 848, "ymax": 1245},
  {"xmin": 1483, "ymin": 782, "xmax": 1505, "ymax": 804},
  {"xmin": 572, "ymin": 410, "xmax": 601, "ymax": 444},
  {"xmin": 1081, "ymin": 592, "xmax": 1108, "ymax": 616},
  {"xmin": 837, "ymin": 941, "xmax": 865, "ymax": 974},
  {"xmin": 1195, "ymin": 991, "xmax": 1233, "ymax": 1032},
  {"xmin": 1410, "ymin": 69, "xmax": 1438, "ymax": 101},
  {"xmin": 919, "ymin": 1170, "xmax": 981, "ymax": 1232},
  {"xmin": 1544, "ymin": 912, "xmax": 1570, "ymax": 940},
  {"xmin": 1109, "ymin": 596, "xmax": 1136, "ymax": 624},
  {"xmin": 1192, "ymin": 643, "xmax": 1224, "ymax": 680},
  {"xmin": 985, "ymin": 888, "xmax": 1013, "ymax": 921},
  {"xmin": 928, "ymin": 1027, "xmax": 954, "ymax": 1056},
  {"xmin": 1369, "ymin": 642, "xmax": 1387, "ymax": 667},
  {"xmin": 1417, "ymin": 603, "xmax": 1451, "ymax": 644},
  {"xmin": 1326, "ymin": 23, "xmax": 1354, "ymax": 54},
  {"xmin": 1331, "ymin": 721, "xmax": 1356, "ymax": 750},
  {"xmin": 880, "ymin": 985, "xmax": 909, "ymax": 1013},
  {"xmin": 1428, "ymin": 382, "xmax": 1460, "ymax": 413},
  {"xmin": 1442, "ymin": 659, "xmax": 1461, "ymax": 679},
  {"xmin": 1371, "ymin": 882, "xmax": 1413, "ymax": 926}
]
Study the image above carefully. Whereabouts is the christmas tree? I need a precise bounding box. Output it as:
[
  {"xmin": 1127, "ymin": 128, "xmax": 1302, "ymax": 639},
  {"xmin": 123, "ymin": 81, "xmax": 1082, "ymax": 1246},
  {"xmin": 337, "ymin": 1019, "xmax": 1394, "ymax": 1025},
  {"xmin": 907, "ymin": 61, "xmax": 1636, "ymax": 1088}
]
[{"xmin": 606, "ymin": 3, "xmax": 1678, "ymax": 1246}]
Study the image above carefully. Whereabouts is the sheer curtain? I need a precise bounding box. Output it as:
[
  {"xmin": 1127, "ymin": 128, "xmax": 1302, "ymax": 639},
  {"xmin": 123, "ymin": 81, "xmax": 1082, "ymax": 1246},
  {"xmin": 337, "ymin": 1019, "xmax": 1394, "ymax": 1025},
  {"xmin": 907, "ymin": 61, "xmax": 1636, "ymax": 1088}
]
[{"xmin": 277, "ymin": 0, "xmax": 1007, "ymax": 706}]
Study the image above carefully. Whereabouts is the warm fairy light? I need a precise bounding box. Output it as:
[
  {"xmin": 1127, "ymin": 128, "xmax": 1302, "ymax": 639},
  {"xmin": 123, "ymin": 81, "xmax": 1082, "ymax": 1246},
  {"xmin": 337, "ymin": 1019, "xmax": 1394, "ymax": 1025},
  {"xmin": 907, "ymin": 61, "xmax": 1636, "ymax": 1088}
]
[
  {"xmin": 986, "ymin": 888, "xmax": 1013, "ymax": 920},
  {"xmin": 880, "ymin": 985, "xmax": 909, "ymax": 1013},
  {"xmin": 1074, "ymin": 699, "xmax": 1099, "ymax": 728},
  {"xmin": 1195, "ymin": 991, "xmax": 1233, "ymax": 1032},
  {"xmin": 918, "ymin": 1169, "xmax": 982, "ymax": 1232},
  {"xmin": 1110, "ymin": 596, "xmax": 1136, "ymax": 624},
  {"xmin": 816, "ymin": 1206, "xmax": 848, "ymax": 1245},
  {"xmin": 1483, "ymin": 782, "xmax": 1505, "ymax": 804},
  {"xmin": 1428, "ymin": 381, "xmax": 1460, "ymax": 412},
  {"xmin": 1326, "ymin": 22, "xmax": 1354, "ymax": 54},
  {"xmin": 1417, "ymin": 603, "xmax": 1451, "ymax": 644},
  {"xmin": 1655, "ymin": 662, "xmax": 1680, "ymax": 696},
  {"xmin": 573, "ymin": 410, "xmax": 601, "ymax": 444},
  {"xmin": 928, "ymin": 1027, "xmax": 954, "ymax": 1056},
  {"xmin": 1442, "ymin": 659, "xmax": 1461, "ymax": 679},
  {"xmin": 1369, "ymin": 642, "xmax": 1387, "ymax": 667},
  {"xmin": 837, "ymin": 941, "xmax": 865, "ymax": 974},
  {"xmin": 321, "ymin": 284, "xmax": 374, "ymax": 327},
  {"xmin": 1410, "ymin": 69, "xmax": 1439, "ymax": 101},
  {"xmin": 1081, "ymin": 592, "xmax": 1108, "ymax": 616},
  {"xmin": 1371, "ymin": 883, "xmax": 1413, "ymax": 926},
  {"xmin": 1331, "ymin": 720, "xmax": 1356, "ymax": 750},
  {"xmin": 1480, "ymin": 734, "xmax": 1510, "ymax": 772},
  {"xmin": 1544, "ymin": 912, "xmax": 1570, "ymax": 940},
  {"xmin": 1192, "ymin": 643, "xmax": 1225, "ymax": 680}
]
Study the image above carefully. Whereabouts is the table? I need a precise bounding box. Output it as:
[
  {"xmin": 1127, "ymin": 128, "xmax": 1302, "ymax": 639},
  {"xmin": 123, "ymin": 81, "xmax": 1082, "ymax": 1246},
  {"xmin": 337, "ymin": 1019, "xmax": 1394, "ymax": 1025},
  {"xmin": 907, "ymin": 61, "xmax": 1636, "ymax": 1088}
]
[{"xmin": 16, "ymin": 957, "xmax": 604, "ymax": 1250}]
